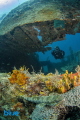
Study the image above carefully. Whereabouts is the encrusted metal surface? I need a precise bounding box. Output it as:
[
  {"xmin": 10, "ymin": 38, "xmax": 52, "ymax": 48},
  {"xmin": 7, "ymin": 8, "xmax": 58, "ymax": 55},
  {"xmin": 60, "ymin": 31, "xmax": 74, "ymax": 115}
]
[{"xmin": 0, "ymin": 0, "xmax": 80, "ymax": 54}]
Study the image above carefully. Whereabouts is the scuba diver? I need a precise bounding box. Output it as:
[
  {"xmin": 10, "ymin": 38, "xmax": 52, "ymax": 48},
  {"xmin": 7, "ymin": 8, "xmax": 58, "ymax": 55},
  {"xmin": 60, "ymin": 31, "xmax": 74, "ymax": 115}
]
[{"xmin": 51, "ymin": 46, "xmax": 65, "ymax": 59}]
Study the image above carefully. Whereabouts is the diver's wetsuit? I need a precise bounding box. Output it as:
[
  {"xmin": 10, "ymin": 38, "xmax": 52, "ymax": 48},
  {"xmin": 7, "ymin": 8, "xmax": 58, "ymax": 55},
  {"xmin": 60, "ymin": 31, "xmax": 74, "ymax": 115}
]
[{"xmin": 51, "ymin": 47, "xmax": 65, "ymax": 59}]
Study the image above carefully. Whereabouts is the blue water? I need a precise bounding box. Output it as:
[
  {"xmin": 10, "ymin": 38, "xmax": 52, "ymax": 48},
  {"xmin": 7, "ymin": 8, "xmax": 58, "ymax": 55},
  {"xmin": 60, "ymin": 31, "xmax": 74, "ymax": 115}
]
[{"xmin": 36, "ymin": 33, "xmax": 80, "ymax": 63}]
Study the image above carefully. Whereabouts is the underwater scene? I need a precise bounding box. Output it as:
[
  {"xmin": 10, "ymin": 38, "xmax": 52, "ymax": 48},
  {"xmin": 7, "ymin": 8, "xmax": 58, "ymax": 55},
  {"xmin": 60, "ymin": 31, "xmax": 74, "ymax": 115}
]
[{"xmin": 0, "ymin": 0, "xmax": 80, "ymax": 120}]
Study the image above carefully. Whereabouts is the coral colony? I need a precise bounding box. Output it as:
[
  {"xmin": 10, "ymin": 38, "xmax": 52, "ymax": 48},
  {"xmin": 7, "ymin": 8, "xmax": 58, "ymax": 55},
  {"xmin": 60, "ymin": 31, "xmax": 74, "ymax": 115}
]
[{"xmin": 8, "ymin": 65, "xmax": 80, "ymax": 95}]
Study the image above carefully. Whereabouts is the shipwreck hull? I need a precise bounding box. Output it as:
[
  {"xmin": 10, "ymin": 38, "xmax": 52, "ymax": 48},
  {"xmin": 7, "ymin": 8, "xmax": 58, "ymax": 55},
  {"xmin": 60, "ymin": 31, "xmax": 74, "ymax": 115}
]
[
  {"xmin": 0, "ymin": 0, "xmax": 80, "ymax": 71},
  {"xmin": 0, "ymin": 19, "xmax": 80, "ymax": 54}
]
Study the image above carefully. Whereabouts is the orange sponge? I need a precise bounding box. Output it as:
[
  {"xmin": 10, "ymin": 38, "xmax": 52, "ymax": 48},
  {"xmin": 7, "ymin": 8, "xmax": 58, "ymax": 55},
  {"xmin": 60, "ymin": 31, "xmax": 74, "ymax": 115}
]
[{"xmin": 8, "ymin": 69, "xmax": 29, "ymax": 85}]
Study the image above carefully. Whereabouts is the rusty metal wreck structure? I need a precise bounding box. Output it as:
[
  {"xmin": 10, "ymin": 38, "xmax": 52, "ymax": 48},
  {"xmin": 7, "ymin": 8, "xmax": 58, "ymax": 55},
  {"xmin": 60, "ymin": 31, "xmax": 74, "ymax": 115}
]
[{"xmin": 0, "ymin": 0, "xmax": 80, "ymax": 69}]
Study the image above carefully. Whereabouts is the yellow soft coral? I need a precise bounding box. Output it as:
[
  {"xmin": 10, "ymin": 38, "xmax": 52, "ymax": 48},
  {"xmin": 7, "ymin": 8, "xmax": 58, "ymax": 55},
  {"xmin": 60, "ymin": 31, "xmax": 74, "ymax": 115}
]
[
  {"xmin": 57, "ymin": 70, "xmax": 80, "ymax": 93},
  {"xmin": 45, "ymin": 70, "xmax": 80, "ymax": 94},
  {"xmin": 8, "ymin": 69, "xmax": 30, "ymax": 86},
  {"xmin": 45, "ymin": 80, "xmax": 54, "ymax": 92}
]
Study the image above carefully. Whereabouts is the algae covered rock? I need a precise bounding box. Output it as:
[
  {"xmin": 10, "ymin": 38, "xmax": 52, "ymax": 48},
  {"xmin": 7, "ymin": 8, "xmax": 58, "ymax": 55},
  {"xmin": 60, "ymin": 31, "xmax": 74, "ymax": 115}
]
[
  {"xmin": 1, "ymin": 67, "xmax": 80, "ymax": 120},
  {"xmin": 21, "ymin": 93, "xmax": 63, "ymax": 104},
  {"xmin": 21, "ymin": 86, "xmax": 80, "ymax": 120}
]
